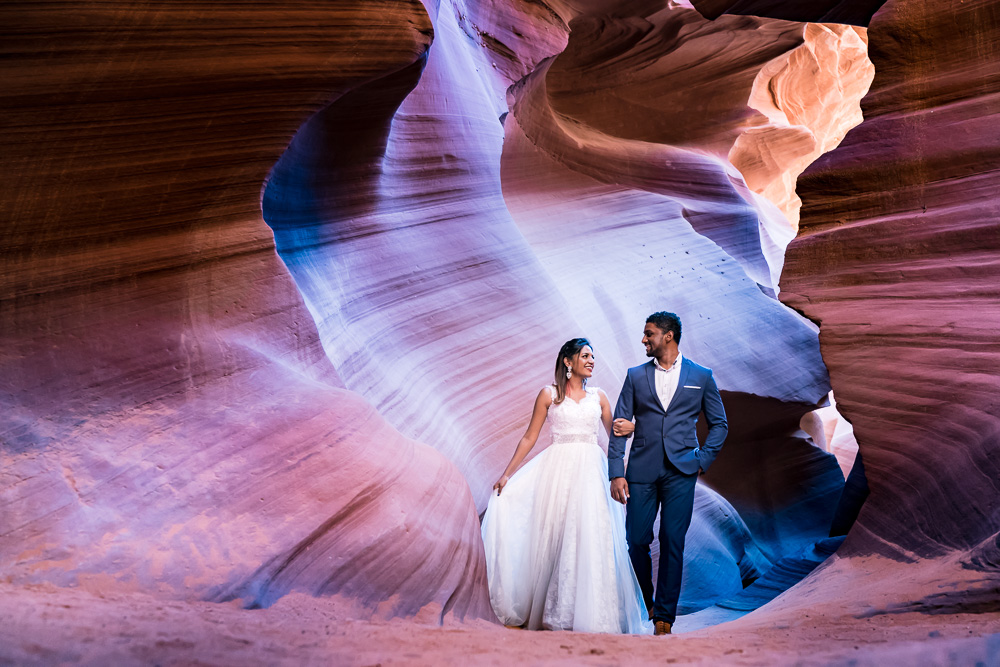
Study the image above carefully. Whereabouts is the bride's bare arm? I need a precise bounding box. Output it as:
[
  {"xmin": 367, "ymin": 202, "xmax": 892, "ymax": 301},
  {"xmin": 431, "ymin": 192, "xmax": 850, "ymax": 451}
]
[
  {"xmin": 494, "ymin": 387, "xmax": 552, "ymax": 495},
  {"xmin": 598, "ymin": 389, "xmax": 614, "ymax": 437}
]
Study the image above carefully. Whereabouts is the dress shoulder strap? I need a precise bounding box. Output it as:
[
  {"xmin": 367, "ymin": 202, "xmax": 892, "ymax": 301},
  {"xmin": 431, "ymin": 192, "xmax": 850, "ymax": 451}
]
[{"xmin": 546, "ymin": 384, "xmax": 557, "ymax": 401}]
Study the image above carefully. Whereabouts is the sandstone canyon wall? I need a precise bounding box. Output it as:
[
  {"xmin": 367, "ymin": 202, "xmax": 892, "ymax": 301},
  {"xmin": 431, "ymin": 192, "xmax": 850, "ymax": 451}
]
[
  {"xmin": 4, "ymin": 0, "xmax": 996, "ymax": 636},
  {"xmin": 780, "ymin": 0, "xmax": 1000, "ymax": 597},
  {"xmin": 0, "ymin": 1, "xmax": 490, "ymax": 621},
  {"xmin": 261, "ymin": 0, "xmax": 876, "ymax": 616}
]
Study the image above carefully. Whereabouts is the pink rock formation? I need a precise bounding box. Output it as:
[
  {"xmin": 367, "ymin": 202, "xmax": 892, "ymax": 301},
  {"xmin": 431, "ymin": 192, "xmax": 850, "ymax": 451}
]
[
  {"xmin": 730, "ymin": 23, "xmax": 873, "ymax": 229},
  {"xmin": 781, "ymin": 0, "xmax": 1000, "ymax": 570},
  {"xmin": 0, "ymin": 0, "xmax": 491, "ymax": 621}
]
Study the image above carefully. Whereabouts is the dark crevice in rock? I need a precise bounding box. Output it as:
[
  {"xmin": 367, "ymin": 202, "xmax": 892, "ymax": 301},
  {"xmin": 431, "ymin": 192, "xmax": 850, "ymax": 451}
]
[
  {"xmin": 830, "ymin": 450, "xmax": 870, "ymax": 537},
  {"xmin": 262, "ymin": 51, "xmax": 430, "ymax": 237},
  {"xmin": 690, "ymin": 0, "xmax": 890, "ymax": 27}
]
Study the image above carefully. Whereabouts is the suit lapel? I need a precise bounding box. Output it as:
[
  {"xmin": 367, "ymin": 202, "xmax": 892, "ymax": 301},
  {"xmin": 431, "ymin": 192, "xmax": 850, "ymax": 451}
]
[
  {"xmin": 644, "ymin": 361, "xmax": 665, "ymax": 413},
  {"xmin": 664, "ymin": 357, "xmax": 691, "ymax": 414}
]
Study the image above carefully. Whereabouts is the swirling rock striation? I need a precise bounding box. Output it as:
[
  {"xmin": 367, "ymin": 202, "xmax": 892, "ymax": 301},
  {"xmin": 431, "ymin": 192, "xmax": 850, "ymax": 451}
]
[
  {"xmin": 0, "ymin": 0, "xmax": 491, "ymax": 622},
  {"xmin": 262, "ymin": 0, "xmax": 578, "ymax": 506},
  {"xmin": 499, "ymin": 2, "xmax": 858, "ymax": 616},
  {"xmin": 261, "ymin": 0, "xmax": 849, "ymax": 620},
  {"xmin": 781, "ymin": 0, "xmax": 1000, "ymax": 566}
]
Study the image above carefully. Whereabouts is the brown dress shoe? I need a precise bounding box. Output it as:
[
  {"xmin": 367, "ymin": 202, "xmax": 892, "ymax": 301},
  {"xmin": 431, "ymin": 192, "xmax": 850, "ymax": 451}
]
[{"xmin": 654, "ymin": 620, "xmax": 672, "ymax": 636}]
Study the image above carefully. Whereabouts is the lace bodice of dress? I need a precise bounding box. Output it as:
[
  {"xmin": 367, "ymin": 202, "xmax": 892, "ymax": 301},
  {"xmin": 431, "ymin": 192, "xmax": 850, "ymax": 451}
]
[{"xmin": 546, "ymin": 386, "xmax": 602, "ymax": 446}]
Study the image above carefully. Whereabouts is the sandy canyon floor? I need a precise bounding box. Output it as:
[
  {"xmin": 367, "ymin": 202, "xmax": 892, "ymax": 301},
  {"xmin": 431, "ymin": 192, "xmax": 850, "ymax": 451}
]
[{"xmin": 2, "ymin": 578, "xmax": 997, "ymax": 666}]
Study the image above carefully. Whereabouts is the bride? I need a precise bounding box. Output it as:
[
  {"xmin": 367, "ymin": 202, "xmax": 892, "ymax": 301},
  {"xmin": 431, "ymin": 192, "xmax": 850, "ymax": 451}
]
[{"xmin": 481, "ymin": 338, "xmax": 652, "ymax": 634}]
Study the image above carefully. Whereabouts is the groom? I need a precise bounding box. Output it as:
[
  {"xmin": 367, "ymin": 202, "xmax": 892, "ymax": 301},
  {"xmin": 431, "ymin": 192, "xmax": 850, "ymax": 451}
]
[{"xmin": 609, "ymin": 311, "xmax": 728, "ymax": 636}]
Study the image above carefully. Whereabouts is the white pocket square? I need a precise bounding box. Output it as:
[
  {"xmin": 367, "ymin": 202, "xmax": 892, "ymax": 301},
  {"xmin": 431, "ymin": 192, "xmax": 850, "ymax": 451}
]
[{"xmin": 683, "ymin": 385, "xmax": 701, "ymax": 389}]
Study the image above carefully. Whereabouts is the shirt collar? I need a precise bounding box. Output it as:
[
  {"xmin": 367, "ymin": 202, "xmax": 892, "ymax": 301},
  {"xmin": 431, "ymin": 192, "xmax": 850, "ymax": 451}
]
[{"xmin": 653, "ymin": 352, "xmax": 682, "ymax": 372}]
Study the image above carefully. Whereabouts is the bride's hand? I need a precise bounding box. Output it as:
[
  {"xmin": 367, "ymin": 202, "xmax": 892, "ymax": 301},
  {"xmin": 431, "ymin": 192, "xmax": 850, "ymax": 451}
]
[
  {"xmin": 493, "ymin": 475, "xmax": 510, "ymax": 496},
  {"xmin": 613, "ymin": 418, "xmax": 635, "ymax": 437}
]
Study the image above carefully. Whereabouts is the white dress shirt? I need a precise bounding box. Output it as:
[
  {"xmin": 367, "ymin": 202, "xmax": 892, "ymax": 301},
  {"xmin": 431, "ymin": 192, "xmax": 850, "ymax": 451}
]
[{"xmin": 653, "ymin": 352, "xmax": 683, "ymax": 414}]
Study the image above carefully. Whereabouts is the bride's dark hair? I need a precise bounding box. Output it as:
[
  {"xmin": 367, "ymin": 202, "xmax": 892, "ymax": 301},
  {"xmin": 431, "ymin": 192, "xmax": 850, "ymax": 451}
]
[{"xmin": 553, "ymin": 338, "xmax": 592, "ymax": 404}]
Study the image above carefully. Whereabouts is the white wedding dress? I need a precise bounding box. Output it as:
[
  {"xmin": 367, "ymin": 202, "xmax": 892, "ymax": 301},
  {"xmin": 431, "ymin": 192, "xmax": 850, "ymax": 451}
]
[{"xmin": 481, "ymin": 386, "xmax": 652, "ymax": 634}]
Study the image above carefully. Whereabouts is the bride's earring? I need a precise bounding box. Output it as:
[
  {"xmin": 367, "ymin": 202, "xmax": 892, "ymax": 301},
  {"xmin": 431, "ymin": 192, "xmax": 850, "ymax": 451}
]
[{"xmin": 566, "ymin": 366, "xmax": 572, "ymax": 379}]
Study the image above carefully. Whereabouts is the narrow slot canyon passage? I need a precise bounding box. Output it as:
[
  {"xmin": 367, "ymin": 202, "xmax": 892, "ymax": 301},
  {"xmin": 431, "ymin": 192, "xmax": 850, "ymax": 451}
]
[{"xmin": 260, "ymin": 0, "xmax": 872, "ymax": 629}]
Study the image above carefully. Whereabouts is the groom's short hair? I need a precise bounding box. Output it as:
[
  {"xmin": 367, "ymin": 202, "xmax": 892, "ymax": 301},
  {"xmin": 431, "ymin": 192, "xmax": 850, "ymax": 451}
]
[{"xmin": 646, "ymin": 311, "xmax": 681, "ymax": 343}]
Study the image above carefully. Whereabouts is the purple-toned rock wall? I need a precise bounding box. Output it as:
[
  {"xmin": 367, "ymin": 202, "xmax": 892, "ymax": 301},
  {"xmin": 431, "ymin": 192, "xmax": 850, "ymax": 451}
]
[
  {"xmin": 0, "ymin": 0, "xmax": 490, "ymax": 621},
  {"xmin": 782, "ymin": 0, "xmax": 1000, "ymax": 569},
  {"xmin": 3, "ymin": 0, "xmax": 996, "ymax": 636}
]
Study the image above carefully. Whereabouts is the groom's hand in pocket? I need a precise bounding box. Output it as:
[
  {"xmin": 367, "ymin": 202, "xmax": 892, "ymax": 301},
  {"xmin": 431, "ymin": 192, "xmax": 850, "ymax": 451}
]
[{"xmin": 611, "ymin": 477, "xmax": 629, "ymax": 504}]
